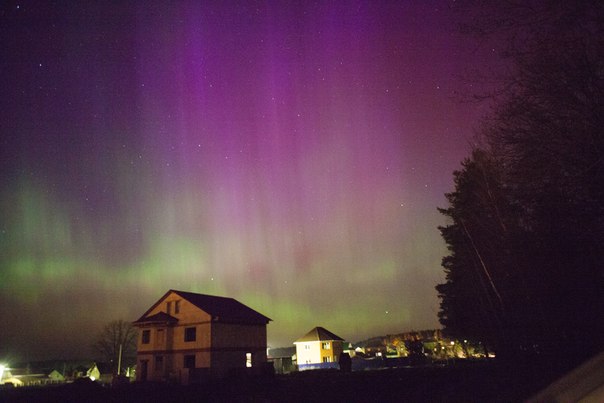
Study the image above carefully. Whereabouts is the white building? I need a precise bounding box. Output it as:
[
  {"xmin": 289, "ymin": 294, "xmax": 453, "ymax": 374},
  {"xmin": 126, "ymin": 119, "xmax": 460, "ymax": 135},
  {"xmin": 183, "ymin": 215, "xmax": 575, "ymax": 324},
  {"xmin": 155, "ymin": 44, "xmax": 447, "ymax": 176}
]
[{"xmin": 294, "ymin": 327, "xmax": 344, "ymax": 371}]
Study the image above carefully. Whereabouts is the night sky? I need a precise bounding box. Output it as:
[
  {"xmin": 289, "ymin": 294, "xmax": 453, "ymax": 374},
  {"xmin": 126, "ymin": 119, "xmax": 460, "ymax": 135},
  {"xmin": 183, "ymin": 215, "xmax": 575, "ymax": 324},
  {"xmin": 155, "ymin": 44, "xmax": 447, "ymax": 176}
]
[{"xmin": 0, "ymin": 1, "xmax": 499, "ymax": 360}]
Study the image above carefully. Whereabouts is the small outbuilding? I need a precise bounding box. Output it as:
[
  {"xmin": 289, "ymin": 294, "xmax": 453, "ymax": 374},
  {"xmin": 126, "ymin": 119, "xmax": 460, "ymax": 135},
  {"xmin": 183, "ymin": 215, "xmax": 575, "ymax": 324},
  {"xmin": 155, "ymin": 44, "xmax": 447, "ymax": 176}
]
[{"xmin": 267, "ymin": 347, "xmax": 296, "ymax": 374}]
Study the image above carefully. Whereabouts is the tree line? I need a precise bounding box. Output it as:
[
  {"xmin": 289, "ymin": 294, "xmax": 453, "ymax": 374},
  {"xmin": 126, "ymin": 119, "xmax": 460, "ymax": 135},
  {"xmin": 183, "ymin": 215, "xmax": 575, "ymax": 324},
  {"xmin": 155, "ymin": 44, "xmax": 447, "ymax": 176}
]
[{"xmin": 436, "ymin": 0, "xmax": 604, "ymax": 366}]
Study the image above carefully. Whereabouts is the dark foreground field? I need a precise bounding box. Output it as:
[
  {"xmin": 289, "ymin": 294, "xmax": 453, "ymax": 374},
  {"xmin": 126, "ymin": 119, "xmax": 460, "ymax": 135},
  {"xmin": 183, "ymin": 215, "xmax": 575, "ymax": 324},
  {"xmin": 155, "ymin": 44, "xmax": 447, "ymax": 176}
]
[{"xmin": 0, "ymin": 360, "xmax": 560, "ymax": 403}]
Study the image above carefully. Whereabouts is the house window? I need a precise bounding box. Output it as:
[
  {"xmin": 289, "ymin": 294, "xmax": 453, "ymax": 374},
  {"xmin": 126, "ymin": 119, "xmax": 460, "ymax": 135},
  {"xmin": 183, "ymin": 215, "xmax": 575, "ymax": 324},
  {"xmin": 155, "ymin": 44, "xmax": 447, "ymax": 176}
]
[
  {"xmin": 142, "ymin": 330, "xmax": 150, "ymax": 344},
  {"xmin": 166, "ymin": 301, "xmax": 172, "ymax": 314},
  {"xmin": 304, "ymin": 344, "xmax": 310, "ymax": 350},
  {"xmin": 175, "ymin": 300, "xmax": 180, "ymax": 314},
  {"xmin": 185, "ymin": 326, "xmax": 196, "ymax": 342},
  {"xmin": 184, "ymin": 354, "xmax": 195, "ymax": 369},
  {"xmin": 157, "ymin": 329, "xmax": 165, "ymax": 344},
  {"xmin": 322, "ymin": 342, "xmax": 330, "ymax": 350},
  {"xmin": 246, "ymin": 353, "xmax": 252, "ymax": 368},
  {"xmin": 155, "ymin": 355, "xmax": 163, "ymax": 372},
  {"xmin": 323, "ymin": 356, "xmax": 331, "ymax": 363}
]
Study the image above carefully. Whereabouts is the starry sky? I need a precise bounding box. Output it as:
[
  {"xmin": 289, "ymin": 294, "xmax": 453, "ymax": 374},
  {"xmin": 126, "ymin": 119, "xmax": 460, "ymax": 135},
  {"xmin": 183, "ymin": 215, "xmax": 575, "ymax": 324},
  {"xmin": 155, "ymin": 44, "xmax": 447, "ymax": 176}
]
[{"xmin": 0, "ymin": 1, "xmax": 499, "ymax": 361}]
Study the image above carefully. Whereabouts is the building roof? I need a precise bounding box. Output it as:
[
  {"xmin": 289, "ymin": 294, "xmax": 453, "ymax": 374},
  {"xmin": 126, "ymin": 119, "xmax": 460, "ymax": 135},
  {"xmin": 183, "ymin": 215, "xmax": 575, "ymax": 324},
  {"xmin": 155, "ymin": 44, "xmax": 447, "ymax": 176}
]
[
  {"xmin": 133, "ymin": 311, "xmax": 178, "ymax": 325},
  {"xmin": 268, "ymin": 346, "xmax": 296, "ymax": 359},
  {"xmin": 134, "ymin": 290, "xmax": 271, "ymax": 325},
  {"xmin": 294, "ymin": 327, "xmax": 344, "ymax": 343},
  {"xmin": 174, "ymin": 290, "xmax": 271, "ymax": 324}
]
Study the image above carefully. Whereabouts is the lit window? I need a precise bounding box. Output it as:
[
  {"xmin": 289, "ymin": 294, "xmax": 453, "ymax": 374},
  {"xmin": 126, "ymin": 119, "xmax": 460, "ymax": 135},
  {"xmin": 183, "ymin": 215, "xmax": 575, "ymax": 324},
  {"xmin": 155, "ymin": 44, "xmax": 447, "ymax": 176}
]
[
  {"xmin": 185, "ymin": 327, "xmax": 196, "ymax": 342},
  {"xmin": 142, "ymin": 330, "xmax": 150, "ymax": 344},
  {"xmin": 246, "ymin": 353, "xmax": 252, "ymax": 367},
  {"xmin": 322, "ymin": 342, "xmax": 330, "ymax": 350}
]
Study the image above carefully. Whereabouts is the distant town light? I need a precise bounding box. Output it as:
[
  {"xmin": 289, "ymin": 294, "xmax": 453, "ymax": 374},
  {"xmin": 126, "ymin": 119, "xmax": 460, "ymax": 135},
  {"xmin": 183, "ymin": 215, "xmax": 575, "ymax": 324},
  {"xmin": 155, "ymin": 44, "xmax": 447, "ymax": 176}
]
[{"xmin": 0, "ymin": 364, "xmax": 7, "ymax": 382}]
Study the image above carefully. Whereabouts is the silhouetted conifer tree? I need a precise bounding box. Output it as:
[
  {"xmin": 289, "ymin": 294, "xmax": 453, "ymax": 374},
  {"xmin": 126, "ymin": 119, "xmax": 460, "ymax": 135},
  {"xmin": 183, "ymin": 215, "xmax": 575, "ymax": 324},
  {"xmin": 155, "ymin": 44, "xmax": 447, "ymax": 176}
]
[{"xmin": 437, "ymin": 0, "xmax": 604, "ymax": 366}]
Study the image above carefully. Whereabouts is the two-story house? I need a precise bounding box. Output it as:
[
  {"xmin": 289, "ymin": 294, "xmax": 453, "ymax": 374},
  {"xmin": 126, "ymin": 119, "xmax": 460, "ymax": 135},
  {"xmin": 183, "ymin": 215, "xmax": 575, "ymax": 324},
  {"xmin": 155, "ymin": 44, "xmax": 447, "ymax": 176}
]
[
  {"xmin": 294, "ymin": 327, "xmax": 344, "ymax": 371},
  {"xmin": 133, "ymin": 290, "xmax": 271, "ymax": 383}
]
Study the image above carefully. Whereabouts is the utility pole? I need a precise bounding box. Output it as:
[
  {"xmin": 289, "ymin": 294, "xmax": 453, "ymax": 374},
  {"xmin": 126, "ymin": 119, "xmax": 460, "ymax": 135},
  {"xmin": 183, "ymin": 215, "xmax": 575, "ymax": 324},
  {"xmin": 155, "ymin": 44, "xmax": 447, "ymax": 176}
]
[{"xmin": 117, "ymin": 344, "xmax": 123, "ymax": 375}]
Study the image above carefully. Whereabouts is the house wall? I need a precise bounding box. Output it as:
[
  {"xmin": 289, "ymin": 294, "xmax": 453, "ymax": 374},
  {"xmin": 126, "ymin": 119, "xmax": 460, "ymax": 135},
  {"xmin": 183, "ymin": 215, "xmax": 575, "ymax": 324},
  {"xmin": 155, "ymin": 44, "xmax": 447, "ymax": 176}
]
[
  {"xmin": 211, "ymin": 322, "xmax": 267, "ymax": 349},
  {"xmin": 295, "ymin": 340, "xmax": 344, "ymax": 370},
  {"xmin": 136, "ymin": 292, "xmax": 213, "ymax": 381},
  {"xmin": 295, "ymin": 341, "xmax": 322, "ymax": 365},
  {"xmin": 136, "ymin": 292, "xmax": 213, "ymax": 351},
  {"xmin": 211, "ymin": 322, "xmax": 267, "ymax": 373},
  {"xmin": 331, "ymin": 341, "xmax": 344, "ymax": 363}
]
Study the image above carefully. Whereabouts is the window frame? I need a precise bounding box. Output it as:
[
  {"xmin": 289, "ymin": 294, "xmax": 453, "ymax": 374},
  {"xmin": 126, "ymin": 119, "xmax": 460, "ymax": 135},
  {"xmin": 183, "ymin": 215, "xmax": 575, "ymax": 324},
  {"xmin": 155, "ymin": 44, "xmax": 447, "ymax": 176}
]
[
  {"xmin": 184, "ymin": 326, "xmax": 197, "ymax": 342},
  {"xmin": 184, "ymin": 354, "xmax": 195, "ymax": 369}
]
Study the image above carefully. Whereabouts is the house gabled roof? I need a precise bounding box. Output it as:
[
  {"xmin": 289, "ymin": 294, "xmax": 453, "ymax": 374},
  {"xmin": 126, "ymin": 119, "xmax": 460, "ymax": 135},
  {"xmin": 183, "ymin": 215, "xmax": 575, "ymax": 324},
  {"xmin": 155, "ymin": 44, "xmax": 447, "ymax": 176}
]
[
  {"xmin": 294, "ymin": 327, "xmax": 344, "ymax": 343},
  {"xmin": 134, "ymin": 289, "xmax": 271, "ymax": 325},
  {"xmin": 173, "ymin": 290, "xmax": 271, "ymax": 324},
  {"xmin": 89, "ymin": 362, "xmax": 113, "ymax": 374}
]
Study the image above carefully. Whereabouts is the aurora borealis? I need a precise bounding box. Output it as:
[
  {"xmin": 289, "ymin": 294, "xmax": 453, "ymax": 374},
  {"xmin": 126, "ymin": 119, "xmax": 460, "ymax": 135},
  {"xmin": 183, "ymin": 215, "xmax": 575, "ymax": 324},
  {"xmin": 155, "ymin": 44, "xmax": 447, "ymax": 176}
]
[{"xmin": 1, "ymin": 1, "xmax": 497, "ymax": 360}]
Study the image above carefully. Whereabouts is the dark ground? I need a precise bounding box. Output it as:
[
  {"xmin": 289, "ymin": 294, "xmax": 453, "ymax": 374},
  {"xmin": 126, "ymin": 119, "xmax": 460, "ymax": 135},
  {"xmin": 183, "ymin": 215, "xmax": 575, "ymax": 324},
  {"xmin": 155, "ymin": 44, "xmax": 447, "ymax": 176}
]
[{"xmin": 0, "ymin": 360, "xmax": 564, "ymax": 402}]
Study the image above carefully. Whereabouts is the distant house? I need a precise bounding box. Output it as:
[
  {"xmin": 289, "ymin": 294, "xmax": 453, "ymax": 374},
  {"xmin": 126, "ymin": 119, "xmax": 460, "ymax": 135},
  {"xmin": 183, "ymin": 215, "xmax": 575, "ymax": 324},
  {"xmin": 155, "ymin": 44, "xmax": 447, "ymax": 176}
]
[
  {"xmin": 1, "ymin": 367, "xmax": 46, "ymax": 387},
  {"xmin": 133, "ymin": 290, "xmax": 271, "ymax": 383},
  {"xmin": 294, "ymin": 327, "xmax": 344, "ymax": 371},
  {"xmin": 0, "ymin": 368, "xmax": 24, "ymax": 386},
  {"xmin": 47, "ymin": 369, "xmax": 65, "ymax": 383},
  {"xmin": 86, "ymin": 362, "xmax": 113, "ymax": 384},
  {"xmin": 363, "ymin": 338, "xmax": 388, "ymax": 357}
]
